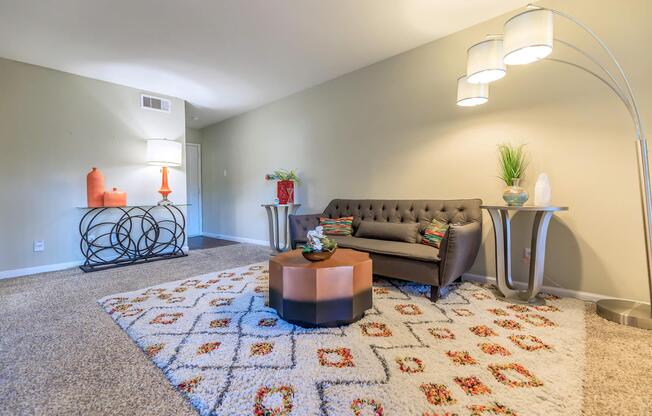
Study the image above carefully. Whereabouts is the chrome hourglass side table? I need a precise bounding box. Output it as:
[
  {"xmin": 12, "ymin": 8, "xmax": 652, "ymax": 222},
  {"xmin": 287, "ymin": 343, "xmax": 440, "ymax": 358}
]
[
  {"xmin": 482, "ymin": 205, "xmax": 568, "ymax": 305},
  {"xmin": 262, "ymin": 203, "xmax": 301, "ymax": 252}
]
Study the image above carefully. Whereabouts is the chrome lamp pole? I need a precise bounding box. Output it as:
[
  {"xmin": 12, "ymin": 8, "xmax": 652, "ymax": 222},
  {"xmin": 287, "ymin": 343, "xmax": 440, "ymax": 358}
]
[{"xmin": 457, "ymin": 4, "xmax": 651, "ymax": 329}]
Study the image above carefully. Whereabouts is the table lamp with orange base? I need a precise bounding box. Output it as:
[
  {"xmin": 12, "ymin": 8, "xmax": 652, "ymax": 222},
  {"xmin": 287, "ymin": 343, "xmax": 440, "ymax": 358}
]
[{"xmin": 146, "ymin": 138, "xmax": 183, "ymax": 205}]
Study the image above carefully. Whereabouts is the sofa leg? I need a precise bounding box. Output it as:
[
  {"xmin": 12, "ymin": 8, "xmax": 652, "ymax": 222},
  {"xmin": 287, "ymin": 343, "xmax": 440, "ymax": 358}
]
[{"xmin": 429, "ymin": 286, "xmax": 441, "ymax": 302}]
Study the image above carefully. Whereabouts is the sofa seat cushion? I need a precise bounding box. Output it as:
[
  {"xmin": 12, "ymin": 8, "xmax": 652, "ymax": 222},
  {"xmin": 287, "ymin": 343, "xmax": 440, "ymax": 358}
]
[{"xmin": 331, "ymin": 236, "xmax": 440, "ymax": 262}]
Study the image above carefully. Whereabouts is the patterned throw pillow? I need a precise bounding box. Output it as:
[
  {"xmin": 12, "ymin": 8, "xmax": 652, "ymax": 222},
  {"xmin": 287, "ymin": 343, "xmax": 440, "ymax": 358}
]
[
  {"xmin": 422, "ymin": 219, "xmax": 449, "ymax": 248},
  {"xmin": 319, "ymin": 217, "xmax": 354, "ymax": 236}
]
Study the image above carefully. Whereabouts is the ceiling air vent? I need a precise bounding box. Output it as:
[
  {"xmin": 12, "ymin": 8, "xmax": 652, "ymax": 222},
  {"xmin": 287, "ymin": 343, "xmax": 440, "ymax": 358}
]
[{"xmin": 141, "ymin": 94, "xmax": 171, "ymax": 113}]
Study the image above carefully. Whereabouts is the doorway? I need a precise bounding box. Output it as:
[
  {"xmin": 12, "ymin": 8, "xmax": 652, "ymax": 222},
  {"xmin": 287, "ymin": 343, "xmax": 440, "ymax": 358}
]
[{"xmin": 186, "ymin": 143, "xmax": 202, "ymax": 237}]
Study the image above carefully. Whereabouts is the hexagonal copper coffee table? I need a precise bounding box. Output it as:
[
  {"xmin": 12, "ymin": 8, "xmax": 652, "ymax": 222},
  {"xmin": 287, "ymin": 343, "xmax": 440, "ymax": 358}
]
[{"xmin": 269, "ymin": 248, "xmax": 372, "ymax": 327}]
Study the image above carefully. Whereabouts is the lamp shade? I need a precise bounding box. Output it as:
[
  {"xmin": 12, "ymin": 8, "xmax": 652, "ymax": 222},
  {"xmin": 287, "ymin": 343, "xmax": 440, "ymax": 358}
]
[
  {"xmin": 146, "ymin": 139, "xmax": 182, "ymax": 166},
  {"xmin": 456, "ymin": 76, "xmax": 488, "ymax": 107},
  {"xmin": 467, "ymin": 38, "xmax": 506, "ymax": 84},
  {"xmin": 503, "ymin": 9, "xmax": 553, "ymax": 65}
]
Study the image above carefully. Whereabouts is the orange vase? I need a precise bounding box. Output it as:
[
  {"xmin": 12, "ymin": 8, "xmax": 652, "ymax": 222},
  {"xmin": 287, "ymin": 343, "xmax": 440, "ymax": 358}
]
[
  {"xmin": 87, "ymin": 167, "xmax": 105, "ymax": 207},
  {"xmin": 103, "ymin": 187, "xmax": 127, "ymax": 207}
]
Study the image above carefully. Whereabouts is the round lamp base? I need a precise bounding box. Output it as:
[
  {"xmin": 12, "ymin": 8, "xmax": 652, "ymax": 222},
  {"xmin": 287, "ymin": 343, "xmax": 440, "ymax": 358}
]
[{"xmin": 596, "ymin": 299, "xmax": 652, "ymax": 330}]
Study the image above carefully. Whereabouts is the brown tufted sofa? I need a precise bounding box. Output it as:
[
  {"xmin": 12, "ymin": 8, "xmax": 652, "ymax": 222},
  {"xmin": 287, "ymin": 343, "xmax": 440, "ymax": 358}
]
[{"xmin": 289, "ymin": 199, "xmax": 482, "ymax": 301}]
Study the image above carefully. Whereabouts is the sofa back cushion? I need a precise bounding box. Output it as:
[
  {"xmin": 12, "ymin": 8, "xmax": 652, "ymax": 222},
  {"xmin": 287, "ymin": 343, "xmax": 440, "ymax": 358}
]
[
  {"xmin": 355, "ymin": 220, "xmax": 419, "ymax": 243},
  {"xmin": 321, "ymin": 199, "xmax": 482, "ymax": 237}
]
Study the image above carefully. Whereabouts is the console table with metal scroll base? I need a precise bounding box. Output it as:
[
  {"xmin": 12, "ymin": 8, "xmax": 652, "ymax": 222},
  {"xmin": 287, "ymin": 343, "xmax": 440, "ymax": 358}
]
[
  {"xmin": 483, "ymin": 205, "xmax": 568, "ymax": 305},
  {"xmin": 262, "ymin": 203, "xmax": 301, "ymax": 252},
  {"xmin": 78, "ymin": 204, "xmax": 187, "ymax": 272}
]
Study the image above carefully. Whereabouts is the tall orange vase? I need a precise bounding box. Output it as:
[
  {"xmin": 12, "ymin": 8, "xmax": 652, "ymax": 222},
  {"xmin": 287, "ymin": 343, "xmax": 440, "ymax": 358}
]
[{"xmin": 87, "ymin": 167, "xmax": 105, "ymax": 207}]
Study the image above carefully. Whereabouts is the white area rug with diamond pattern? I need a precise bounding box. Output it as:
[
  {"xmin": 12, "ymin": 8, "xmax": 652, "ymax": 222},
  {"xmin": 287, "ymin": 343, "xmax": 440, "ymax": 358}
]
[{"xmin": 98, "ymin": 262, "xmax": 585, "ymax": 416}]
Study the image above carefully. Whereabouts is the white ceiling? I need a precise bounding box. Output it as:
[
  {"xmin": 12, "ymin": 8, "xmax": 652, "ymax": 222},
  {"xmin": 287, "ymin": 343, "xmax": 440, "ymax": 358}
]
[{"xmin": 0, "ymin": 0, "xmax": 528, "ymax": 128}]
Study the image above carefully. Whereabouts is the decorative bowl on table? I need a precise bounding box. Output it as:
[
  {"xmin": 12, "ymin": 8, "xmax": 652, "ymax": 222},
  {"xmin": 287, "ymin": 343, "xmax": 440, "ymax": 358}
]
[
  {"xmin": 301, "ymin": 226, "xmax": 338, "ymax": 262},
  {"xmin": 302, "ymin": 248, "xmax": 336, "ymax": 262}
]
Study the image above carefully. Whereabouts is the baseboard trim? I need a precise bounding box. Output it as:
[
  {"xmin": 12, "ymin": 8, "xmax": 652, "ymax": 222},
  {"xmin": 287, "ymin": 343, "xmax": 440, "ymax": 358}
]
[
  {"xmin": 201, "ymin": 232, "xmax": 269, "ymax": 247},
  {"xmin": 0, "ymin": 261, "xmax": 83, "ymax": 280},
  {"xmin": 462, "ymin": 273, "xmax": 646, "ymax": 304},
  {"xmin": 2, "ymin": 246, "xmax": 191, "ymax": 280}
]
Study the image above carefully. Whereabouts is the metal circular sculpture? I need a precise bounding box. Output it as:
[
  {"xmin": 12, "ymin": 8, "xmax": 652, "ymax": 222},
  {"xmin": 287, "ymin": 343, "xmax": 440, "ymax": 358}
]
[{"xmin": 79, "ymin": 205, "xmax": 186, "ymax": 272}]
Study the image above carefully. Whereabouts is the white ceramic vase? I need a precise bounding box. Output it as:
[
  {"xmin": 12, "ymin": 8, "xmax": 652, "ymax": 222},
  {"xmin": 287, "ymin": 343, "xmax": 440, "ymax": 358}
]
[{"xmin": 534, "ymin": 173, "xmax": 552, "ymax": 206}]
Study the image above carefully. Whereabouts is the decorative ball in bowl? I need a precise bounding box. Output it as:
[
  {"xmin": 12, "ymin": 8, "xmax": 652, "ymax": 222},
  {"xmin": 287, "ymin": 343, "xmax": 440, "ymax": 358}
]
[{"xmin": 302, "ymin": 247, "xmax": 336, "ymax": 262}]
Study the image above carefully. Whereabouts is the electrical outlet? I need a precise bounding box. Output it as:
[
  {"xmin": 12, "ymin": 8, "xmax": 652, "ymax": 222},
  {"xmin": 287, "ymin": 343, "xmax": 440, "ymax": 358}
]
[
  {"xmin": 223, "ymin": 168, "xmax": 227, "ymax": 177},
  {"xmin": 523, "ymin": 247, "xmax": 531, "ymax": 263},
  {"xmin": 33, "ymin": 240, "xmax": 45, "ymax": 252}
]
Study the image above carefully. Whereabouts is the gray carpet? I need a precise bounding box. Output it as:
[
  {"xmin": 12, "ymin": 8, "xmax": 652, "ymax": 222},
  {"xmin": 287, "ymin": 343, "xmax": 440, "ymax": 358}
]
[
  {"xmin": 0, "ymin": 244, "xmax": 271, "ymax": 416},
  {"xmin": 1, "ymin": 244, "xmax": 651, "ymax": 415}
]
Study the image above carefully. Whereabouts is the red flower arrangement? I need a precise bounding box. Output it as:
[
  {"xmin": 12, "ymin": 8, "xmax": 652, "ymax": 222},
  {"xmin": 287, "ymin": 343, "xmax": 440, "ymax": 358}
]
[{"xmin": 265, "ymin": 169, "xmax": 300, "ymax": 204}]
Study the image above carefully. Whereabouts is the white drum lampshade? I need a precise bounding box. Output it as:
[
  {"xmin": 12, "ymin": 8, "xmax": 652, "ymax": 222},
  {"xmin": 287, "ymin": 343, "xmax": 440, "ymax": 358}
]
[
  {"xmin": 456, "ymin": 76, "xmax": 488, "ymax": 107},
  {"xmin": 503, "ymin": 9, "xmax": 554, "ymax": 65},
  {"xmin": 146, "ymin": 139, "xmax": 182, "ymax": 166},
  {"xmin": 467, "ymin": 38, "xmax": 506, "ymax": 84}
]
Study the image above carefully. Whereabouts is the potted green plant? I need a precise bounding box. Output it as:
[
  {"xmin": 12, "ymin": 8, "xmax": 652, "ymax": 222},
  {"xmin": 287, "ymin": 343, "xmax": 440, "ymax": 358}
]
[
  {"xmin": 265, "ymin": 169, "xmax": 300, "ymax": 204},
  {"xmin": 497, "ymin": 143, "xmax": 529, "ymax": 206},
  {"xmin": 302, "ymin": 226, "xmax": 338, "ymax": 261}
]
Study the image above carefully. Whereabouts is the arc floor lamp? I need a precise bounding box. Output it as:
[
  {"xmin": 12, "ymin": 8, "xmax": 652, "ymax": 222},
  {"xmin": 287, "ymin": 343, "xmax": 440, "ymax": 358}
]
[{"xmin": 457, "ymin": 4, "xmax": 651, "ymax": 329}]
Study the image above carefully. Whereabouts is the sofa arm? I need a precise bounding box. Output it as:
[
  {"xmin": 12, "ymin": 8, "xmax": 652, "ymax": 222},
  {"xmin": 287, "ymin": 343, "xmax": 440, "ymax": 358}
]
[
  {"xmin": 289, "ymin": 214, "xmax": 321, "ymax": 249},
  {"xmin": 439, "ymin": 221, "xmax": 482, "ymax": 287}
]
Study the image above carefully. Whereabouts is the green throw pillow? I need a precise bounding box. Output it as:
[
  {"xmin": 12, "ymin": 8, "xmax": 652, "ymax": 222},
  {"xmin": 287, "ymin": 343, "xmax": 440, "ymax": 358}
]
[{"xmin": 422, "ymin": 219, "xmax": 449, "ymax": 248}]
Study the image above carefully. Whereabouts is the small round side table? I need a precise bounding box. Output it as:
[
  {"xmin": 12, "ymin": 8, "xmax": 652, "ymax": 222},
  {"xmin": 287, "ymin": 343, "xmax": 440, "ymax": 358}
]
[{"xmin": 482, "ymin": 205, "xmax": 568, "ymax": 305}]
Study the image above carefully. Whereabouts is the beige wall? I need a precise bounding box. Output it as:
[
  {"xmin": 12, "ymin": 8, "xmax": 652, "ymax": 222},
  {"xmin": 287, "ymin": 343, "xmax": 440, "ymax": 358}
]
[
  {"xmin": 0, "ymin": 58, "xmax": 187, "ymax": 273},
  {"xmin": 200, "ymin": 0, "xmax": 652, "ymax": 301},
  {"xmin": 186, "ymin": 127, "xmax": 203, "ymax": 144}
]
